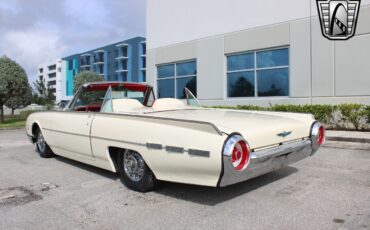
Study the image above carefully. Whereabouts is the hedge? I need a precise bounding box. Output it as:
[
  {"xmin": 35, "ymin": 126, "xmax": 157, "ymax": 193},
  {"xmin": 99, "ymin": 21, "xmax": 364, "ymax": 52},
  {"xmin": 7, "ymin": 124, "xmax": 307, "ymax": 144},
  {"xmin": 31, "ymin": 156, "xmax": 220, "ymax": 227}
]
[{"xmin": 211, "ymin": 104, "xmax": 370, "ymax": 131}]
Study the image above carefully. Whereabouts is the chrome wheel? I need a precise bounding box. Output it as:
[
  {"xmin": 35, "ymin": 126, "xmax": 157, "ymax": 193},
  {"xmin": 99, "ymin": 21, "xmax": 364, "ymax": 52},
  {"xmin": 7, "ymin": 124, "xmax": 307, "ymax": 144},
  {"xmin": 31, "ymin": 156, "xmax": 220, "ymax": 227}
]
[
  {"xmin": 36, "ymin": 131, "xmax": 46, "ymax": 153},
  {"xmin": 123, "ymin": 150, "xmax": 145, "ymax": 182}
]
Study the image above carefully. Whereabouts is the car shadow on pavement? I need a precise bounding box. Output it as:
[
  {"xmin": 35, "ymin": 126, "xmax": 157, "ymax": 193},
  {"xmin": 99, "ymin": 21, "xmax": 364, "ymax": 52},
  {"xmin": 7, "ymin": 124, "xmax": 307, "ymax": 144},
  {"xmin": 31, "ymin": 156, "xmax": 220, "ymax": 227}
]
[
  {"xmin": 54, "ymin": 155, "xmax": 120, "ymax": 180},
  {"xmin": 154, "ymin": 166, "xmax": 298, "ymax": 206}
]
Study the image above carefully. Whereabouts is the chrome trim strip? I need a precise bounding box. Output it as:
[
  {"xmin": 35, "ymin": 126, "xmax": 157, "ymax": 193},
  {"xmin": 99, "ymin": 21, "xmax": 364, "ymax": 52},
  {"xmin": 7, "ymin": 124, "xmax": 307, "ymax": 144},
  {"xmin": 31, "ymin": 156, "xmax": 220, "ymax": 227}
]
[
  {"xmin": 146, "ymin": 143, "xmax": 163, "ymax": 150},
  {"xmin": 188, "ymin": 149, "xmax": 210, "ymax": 157},
  {"xmin": 165, "ymin": 146, "xmax": 184, "ymax": 153}
]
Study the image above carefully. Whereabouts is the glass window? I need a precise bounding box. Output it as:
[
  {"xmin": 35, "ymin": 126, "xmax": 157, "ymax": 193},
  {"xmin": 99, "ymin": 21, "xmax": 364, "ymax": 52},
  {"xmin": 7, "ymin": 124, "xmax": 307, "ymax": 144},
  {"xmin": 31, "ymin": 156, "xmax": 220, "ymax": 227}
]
[
  {"xmin": 158, "ymin": 64, "xmax": 175, "ymax": 78},
  {"xmin": 257, "ymin": 68, "xmax": 289, "ymax": 96},
  {"xmin": 227, "ymin": 53, "xmax": 254, "ymax": 71},
  {"xmin": 142, "ymin": 57, "xmax": 146, "ymax": 68},
  {"xmin": 142, "ymin": 70, "xmax": 146, "ymax": 82},
  {"xmin": 68, "ymin": 60, "xmax": 73, "ymax": 70},
  {"xmin": 158, "ymin": 79, "xmax": 175, "ymax": 98},
  {"xmin": 257, "ymin": 48, "xmax": 289, "ymax": 68},
  {"xmin": 227, "ymin": 71, "xmax": 255, "ymax": 97},
  {"xmin": 227, "ymin": 47, "xmax": 289, "ymax": 98},
  {"xmin": 177, "ymin": 76, "xmax": 196, "ymax": 99},
  {"xmin": 176, "ymin": 61, "xmax": 196, "ymax": 76},
  {"xmin": 121, "ymin": 72, "xmax": 127, "ymax": 81},
  {"xmin": 157, "ymin": 60, "xmax": 197, "ymax": 99}
]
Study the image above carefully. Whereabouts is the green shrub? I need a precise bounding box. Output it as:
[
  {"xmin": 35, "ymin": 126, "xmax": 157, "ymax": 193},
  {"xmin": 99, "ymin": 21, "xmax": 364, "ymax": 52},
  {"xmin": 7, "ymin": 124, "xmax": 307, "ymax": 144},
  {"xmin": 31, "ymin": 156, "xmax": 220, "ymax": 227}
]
[
  {"xmin": 365, "ymin": 106, "xmax": 370, "ymax": 124},
  {"xmin": 337, "ymin": 104, "xmax": 366, "ymax": 130}
]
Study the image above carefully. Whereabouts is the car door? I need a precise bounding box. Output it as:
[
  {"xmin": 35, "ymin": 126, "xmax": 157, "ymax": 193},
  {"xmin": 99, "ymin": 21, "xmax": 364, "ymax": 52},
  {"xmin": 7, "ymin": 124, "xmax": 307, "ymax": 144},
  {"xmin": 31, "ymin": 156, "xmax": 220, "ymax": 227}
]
[
  {"xmin": 42, "ymin": 111, "xmax": 95, "ymax": 160},
  {"xmin": 44, "ymin": 87, "xmax": 105, "ymax": 160}
]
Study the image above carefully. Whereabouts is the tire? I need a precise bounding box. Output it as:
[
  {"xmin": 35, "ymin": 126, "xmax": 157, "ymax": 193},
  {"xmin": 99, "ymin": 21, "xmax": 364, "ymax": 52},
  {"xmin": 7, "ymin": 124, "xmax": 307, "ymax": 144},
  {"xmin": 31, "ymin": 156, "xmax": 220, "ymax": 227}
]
[
  {"xmin": 118, "ymin": 149, "xmax": 157, "ymax": 192},
  {"xmin": 35, "ymin": 128, "xmax": 54, "ymax": 158}
]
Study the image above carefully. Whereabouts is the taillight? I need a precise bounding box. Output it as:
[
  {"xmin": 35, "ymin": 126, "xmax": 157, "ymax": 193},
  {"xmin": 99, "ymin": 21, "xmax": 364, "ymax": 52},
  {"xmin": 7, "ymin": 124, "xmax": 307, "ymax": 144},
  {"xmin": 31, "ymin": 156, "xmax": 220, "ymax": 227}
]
[
  {"xmin": 317, "ymin": 126, "xmax": 325, "ymax": 145},
  {"xmin": 223, "ymin": 135, "xmax": 250, "ymax": 171},
  {"xmin": 311, "ymin": 122, "xmax": 325, "ymax": 151}
]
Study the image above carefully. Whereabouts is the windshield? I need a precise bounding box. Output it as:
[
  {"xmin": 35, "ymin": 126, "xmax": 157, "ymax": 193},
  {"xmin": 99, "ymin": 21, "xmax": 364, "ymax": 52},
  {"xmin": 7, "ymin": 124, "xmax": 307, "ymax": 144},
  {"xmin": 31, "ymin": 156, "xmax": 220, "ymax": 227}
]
[{"xmin": 68, "ymin": 83, "xmax": 153, "ymax": 112}]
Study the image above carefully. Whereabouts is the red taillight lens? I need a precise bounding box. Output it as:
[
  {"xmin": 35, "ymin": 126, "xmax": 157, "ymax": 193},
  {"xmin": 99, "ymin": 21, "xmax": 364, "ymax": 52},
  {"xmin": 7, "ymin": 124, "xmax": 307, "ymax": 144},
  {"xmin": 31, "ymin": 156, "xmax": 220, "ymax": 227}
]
[
  {"xmin": 317, "ymin": 126, "xmax": 325, "ymax": 145},
  {"xmin": 223, "ymin": 135, "xmax": 251, "ymax": 171},
  {"xmin": 231, "ymin": 140, "xmax": 249, "ymax": 171}
]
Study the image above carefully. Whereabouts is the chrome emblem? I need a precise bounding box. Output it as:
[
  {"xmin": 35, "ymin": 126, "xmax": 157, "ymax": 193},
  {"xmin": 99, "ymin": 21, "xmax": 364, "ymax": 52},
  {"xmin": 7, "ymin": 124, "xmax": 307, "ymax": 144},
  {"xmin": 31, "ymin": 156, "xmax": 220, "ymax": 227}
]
[
  {"xmin": 277, "ymin": 131, "xmax": 292, "ymax": 138},
  {"xmin": 316, "ymin": 0, "xmax": 361, "ymax": 40}
]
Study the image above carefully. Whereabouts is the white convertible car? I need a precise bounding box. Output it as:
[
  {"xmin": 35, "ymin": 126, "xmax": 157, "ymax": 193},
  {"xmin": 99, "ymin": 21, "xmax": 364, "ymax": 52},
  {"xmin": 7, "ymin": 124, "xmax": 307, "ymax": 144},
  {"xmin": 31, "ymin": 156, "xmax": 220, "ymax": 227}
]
[{"xmin": 26, "ymin": 82, "xmax": 325, "ymax": 192}]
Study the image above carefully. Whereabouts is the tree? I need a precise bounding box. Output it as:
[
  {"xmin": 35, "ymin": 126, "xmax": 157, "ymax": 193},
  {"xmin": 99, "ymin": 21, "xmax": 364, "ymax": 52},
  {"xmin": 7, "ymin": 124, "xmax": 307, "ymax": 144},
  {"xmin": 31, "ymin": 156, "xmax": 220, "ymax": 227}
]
[
  {"xmin": 0, "ymin": 56, "xmax": 30, "ymax": 123},
  {"xmin": 5, "ymin": 83, "xmax": 32, "ymax": 115},
  {"xmin": 74, "ymin": 71, "xmax": 104, "ymax": 93},
  {"xmin": 33, "ymin": 78, "xmax": 55, "ymax": 106},
  {"xmin": 230, "ymin": 77, "xmax": 255, "ymax": 97}
]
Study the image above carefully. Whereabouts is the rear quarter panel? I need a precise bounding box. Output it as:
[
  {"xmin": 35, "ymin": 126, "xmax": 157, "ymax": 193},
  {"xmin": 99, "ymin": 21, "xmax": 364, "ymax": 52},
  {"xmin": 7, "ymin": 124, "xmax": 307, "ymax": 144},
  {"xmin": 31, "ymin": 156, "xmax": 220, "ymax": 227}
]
[{"xmin": 91, "ymin": 113, "xmax": 227, "ymax": 187}]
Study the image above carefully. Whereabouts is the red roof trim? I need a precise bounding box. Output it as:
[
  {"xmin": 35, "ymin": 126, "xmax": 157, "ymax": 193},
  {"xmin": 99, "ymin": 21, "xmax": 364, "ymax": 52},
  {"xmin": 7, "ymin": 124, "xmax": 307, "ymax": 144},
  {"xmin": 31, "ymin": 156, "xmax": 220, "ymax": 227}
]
[{"xmin": 85, "ymin": 82, "xmax": 149, "ymax": 92}]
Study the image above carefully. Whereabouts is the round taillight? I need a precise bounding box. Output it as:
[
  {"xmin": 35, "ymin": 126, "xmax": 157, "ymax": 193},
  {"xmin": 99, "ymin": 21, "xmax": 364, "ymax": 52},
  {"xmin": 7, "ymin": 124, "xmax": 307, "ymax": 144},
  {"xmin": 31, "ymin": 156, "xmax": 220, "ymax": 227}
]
[
  {"xmin": 231, "ymin": 140, "xmax": 249, "ymax": 171},
  {"xmin": 223, "ymin": 135, "xmax": 250, "ymax": 171},
  {"xmin": 317, "ymin": 126, "xmax": 325, "ymax": 145}
]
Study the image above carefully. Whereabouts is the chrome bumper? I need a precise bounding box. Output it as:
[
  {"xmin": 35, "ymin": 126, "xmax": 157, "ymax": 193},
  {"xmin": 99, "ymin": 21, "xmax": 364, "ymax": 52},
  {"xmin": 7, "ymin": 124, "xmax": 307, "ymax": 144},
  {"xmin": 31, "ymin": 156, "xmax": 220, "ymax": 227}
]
[{"xmin": 219, "ymin": 138, "xmax": 316, "ymax": 187}]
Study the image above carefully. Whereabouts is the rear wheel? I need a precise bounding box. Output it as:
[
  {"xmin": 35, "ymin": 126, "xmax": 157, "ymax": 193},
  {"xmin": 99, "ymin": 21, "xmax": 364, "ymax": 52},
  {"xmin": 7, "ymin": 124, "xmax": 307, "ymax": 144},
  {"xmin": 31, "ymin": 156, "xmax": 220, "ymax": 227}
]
[
  {"xmin": 118, "ymin": 150, "xmax": 157, "ymax": 192},
  {"xmin": 35, "ymin": 128, "xmax": 54, "ymax": 158}
]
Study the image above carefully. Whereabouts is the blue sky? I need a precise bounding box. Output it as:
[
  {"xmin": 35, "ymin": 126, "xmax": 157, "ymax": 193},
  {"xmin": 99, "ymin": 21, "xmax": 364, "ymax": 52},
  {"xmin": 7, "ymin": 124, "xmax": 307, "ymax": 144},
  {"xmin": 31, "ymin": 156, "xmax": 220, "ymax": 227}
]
[{"xmin": 0, "ymin": 0, "xmax": 146, "ymax": 83}]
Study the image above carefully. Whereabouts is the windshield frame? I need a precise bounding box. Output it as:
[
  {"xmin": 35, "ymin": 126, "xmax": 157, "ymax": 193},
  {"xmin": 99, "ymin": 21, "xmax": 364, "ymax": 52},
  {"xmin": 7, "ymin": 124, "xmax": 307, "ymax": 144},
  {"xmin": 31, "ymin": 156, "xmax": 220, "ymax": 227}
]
[{"xmin": 66, "ymin": 82, "xmax": 155, "ymax": 112}]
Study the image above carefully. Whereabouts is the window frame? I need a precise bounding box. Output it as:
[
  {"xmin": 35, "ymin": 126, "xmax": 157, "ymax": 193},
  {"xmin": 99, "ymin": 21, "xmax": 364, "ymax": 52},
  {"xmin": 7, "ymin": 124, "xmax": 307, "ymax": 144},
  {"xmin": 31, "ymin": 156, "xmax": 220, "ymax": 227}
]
[
  {"xmin": 156, "ymin": 59, "xmax": 197, "ymax": 99},
  {"xmin": 226, "ymin": 47, "xmax": 290, "ymax": 98}
]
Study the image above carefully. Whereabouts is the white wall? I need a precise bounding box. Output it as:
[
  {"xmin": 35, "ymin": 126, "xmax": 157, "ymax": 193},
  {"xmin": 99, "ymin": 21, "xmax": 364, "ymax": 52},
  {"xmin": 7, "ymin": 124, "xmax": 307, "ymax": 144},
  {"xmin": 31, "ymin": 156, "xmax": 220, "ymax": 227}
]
[
  {"xmin": 37, "ymin": 59, "xmax": 64, "ymax": 102},
  {"xmin": 147, "ymin": 0, "xmax": 370, "ymax": 49},
  {"xmin": 147, "ymin": 1, "xmax": 370, "ymax": 105}
]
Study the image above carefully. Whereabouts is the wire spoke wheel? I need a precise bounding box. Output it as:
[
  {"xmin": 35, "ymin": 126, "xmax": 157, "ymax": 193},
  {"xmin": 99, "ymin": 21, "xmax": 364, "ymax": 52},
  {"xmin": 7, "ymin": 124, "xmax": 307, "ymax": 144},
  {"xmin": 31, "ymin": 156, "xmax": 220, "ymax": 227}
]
[
  {"xmin": 36, "ymin": 131, "xmax": 46, "ymax": 153},
  {"xmin": 123, "ymin": 150, "xmax": 145, "ymax": 182}
]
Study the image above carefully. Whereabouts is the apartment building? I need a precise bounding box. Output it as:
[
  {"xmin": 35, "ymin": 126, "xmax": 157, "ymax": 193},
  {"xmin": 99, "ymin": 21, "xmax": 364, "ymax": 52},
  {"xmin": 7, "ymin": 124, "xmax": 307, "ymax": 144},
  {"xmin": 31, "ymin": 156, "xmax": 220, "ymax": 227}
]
[
  {"xmin": 37, "ymin": 59, "xmax": 63, "ymax": 102},
  {"xmin": 61, "ymin": 37, "xmax": 146, "ymax": 100}
]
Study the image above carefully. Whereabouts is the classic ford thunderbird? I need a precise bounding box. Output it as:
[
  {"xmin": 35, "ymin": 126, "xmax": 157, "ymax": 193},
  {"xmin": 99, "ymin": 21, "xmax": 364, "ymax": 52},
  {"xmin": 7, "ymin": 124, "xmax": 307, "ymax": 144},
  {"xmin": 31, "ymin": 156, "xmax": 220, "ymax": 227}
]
[{"xmin": 26, "ymin": 82, "xmax": 325, "ymax": 192}]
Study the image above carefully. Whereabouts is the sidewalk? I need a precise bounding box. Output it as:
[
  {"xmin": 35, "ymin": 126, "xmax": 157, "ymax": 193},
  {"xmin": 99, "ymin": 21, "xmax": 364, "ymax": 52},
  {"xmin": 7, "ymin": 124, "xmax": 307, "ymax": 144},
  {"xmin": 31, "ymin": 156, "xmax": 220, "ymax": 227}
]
[
  {"xmin": 326, "ymin": 130, "xmax": 370, "ymax": 143},
  {"xmin": 325, "ymin": 130, "xmax": 370, "ymax": 150}
]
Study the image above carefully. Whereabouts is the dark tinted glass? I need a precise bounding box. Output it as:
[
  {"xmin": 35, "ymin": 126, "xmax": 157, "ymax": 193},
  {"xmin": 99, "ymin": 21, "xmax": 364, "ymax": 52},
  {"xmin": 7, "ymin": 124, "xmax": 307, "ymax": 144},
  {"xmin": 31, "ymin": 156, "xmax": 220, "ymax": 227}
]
[
  {"xmin": 158, "ymin": 64, "xmax": 175, "ymax": 78},
  {"xmin": 227, "ymin": 71, "xmax": 255, "ymax": 97},
  {"xmin": 227, "ymin": 53, "xmax": 254, "ymax": 71},
  {"xmin": 257, "ymin": 68, "xmax": 289, "ymax": 96},
  {"xmin": 176, "ymin": 61, "xmax": 196, "ymax": 76},
  {"xmin": 257, "ymin": 48, "xmax": 289, "ymax": 68},
  {"xmin": 157, "ymin": 79, "xmax": 175, "ymax": 98},
  {"xmin": 176, "ymin": 77, "xmax": 197, "ymax": 99}
]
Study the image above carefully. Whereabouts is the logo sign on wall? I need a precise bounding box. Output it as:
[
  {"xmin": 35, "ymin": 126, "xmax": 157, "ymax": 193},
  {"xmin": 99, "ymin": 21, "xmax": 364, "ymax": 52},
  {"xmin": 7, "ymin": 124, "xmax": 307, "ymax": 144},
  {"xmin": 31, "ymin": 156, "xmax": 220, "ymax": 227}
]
[{"xmin": 317, "ymin": 0, "xmax": 361, "ymax": 40}]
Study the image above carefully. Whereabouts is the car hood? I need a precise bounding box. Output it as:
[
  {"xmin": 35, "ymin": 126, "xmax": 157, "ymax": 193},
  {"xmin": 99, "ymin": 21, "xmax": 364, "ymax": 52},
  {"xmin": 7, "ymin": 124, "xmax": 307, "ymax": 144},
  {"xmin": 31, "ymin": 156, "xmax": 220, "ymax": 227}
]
[{"xmin": 146, "ymin": 108, "xmax": 314, "ymax": 150}]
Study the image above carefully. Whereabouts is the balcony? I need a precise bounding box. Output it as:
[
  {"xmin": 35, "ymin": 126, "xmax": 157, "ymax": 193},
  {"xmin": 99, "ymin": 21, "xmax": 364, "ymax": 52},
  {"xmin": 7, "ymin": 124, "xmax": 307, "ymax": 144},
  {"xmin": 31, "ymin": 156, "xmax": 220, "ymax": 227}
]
[
  {"xmin": 115, "ymin": 44, "xmax": 128, "ymax": 59},
  {"xmin": 94, "ymin": 57, "xmax": 104, "ymax": 64}
]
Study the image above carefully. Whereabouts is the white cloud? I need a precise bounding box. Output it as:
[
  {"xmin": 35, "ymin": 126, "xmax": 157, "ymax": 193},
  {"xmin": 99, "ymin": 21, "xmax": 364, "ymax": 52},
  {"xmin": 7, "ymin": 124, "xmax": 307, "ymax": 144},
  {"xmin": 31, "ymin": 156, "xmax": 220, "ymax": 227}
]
[
  {"xmin": 1, "ymin": 29, "xmax": 67, "ymax": 82},
  {"xmin": 0, "ymin": 0, "xmax": 146, "ymax": 83}
]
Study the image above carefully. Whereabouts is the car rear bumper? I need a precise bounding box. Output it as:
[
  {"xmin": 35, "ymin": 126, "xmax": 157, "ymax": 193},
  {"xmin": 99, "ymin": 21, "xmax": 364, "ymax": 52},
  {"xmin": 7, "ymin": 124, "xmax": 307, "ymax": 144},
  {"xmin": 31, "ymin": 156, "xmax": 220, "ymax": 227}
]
[{"xmin": 219, "ymin": 138, "xmax": 317, "ymax": 187}]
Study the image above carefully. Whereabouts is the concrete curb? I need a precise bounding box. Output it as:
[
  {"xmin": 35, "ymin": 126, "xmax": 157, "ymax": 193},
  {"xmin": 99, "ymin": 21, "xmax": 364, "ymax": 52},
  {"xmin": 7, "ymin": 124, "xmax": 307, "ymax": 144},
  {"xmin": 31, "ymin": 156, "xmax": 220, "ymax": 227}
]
[{"xmin": 326, "ymin": 136, "xmax": 370, "ymax": 144}]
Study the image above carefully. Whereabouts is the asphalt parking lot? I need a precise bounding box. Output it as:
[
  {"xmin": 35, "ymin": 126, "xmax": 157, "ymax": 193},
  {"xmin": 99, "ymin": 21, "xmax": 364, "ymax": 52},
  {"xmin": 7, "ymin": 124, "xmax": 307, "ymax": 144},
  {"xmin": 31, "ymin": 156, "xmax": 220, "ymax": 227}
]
[{"xmin": 0, "ymin": 129, "xmax": 369, "ymax": 230}]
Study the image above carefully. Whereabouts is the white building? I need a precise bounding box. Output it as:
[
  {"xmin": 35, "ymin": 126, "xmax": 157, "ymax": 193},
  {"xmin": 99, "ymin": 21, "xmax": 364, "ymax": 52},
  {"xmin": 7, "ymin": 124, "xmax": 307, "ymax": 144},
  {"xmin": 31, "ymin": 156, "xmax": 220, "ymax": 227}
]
[
  {"xmin": 37, "ymin": 59, "xmax": 64, "ymax": 102},
  {"xmin": 146, "ymin": 0, "xmax": 370, "ymax": 106}
]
